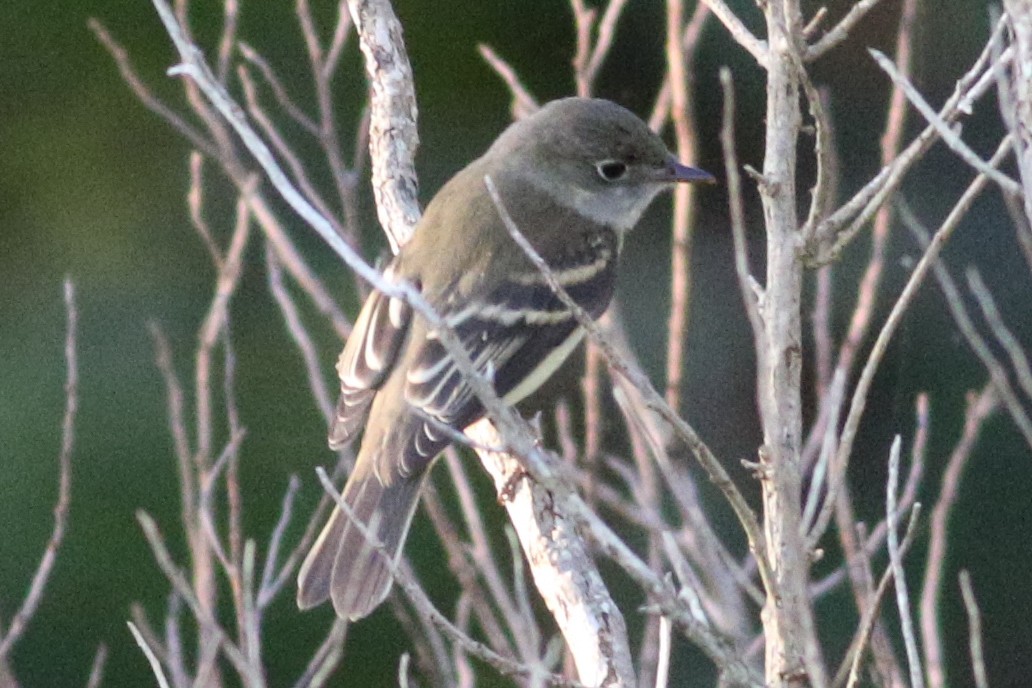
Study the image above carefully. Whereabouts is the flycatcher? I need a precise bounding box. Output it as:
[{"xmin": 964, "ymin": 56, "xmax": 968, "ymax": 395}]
[{"xmin": 297, "ymin": 97, "xmax": 714, "ymax": 620}]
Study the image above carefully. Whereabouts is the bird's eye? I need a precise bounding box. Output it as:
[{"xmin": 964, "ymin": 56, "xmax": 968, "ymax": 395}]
[{"xmin": 596, "ymin": 160, "xmax": 628, "ymax": 181}]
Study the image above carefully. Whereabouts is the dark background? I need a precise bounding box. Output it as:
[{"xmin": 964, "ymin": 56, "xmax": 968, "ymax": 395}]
[{"xmin": 2, "ymin": 0, "xmax": 1030, "ymax": 686}]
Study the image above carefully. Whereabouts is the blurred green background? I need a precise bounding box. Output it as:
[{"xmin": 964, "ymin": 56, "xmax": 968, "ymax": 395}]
[{"xmin": 2, "ymin": 0, "xmax": 1031, "ymax": 686}]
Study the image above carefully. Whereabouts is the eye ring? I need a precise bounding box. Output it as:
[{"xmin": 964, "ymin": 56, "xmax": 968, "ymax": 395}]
[{"xmin": 596, "ymin": 160, "xmax": 628, "ymax": 182}]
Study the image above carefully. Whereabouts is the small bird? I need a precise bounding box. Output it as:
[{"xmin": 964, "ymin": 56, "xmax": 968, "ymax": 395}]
[{"xmin": 297, "ymin": 97, "xmax": 714, "ymax": 620}]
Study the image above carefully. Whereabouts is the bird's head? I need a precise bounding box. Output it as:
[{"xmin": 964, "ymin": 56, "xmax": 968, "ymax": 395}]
[{"xmin": 490, "ymin": 97, "xmax": 714, "ymax": 229}]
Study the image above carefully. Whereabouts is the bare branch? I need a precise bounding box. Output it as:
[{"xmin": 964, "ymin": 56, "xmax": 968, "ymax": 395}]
[
  {"xmin": 477, "ymin": 44, "xmax": 539, "ymax": 119},
  {"xmin": 570, "ymin": 0, "xmax": 631, "ymax": 94},
  {"xmin": 802, "ymin": 0, "xmax": 918, "ymax": 474},
  {"xmin": 806, "ymin": 0, "xmax": 890, "ymax": 60},
  {"xmin": 967, "ymin": 268, "xmax": 1032, "ymax": 404},
  {"xmin": 135, "ymin": 511, "xmax": 260, "ymax": 684},
  {"xmin": 128, "ymin": 622, "xmax": 173, "ymax": 688},
  {"xmin": 870, "ymin": 49, "xmax": 1022, "ymax": 197},
  {"xmin": 886, "ymin": 436, "xmax": 924, "ymax": 688},
  {"xmin": 84, "ymin": 644, "xmax": 109, "ymax": 688},
  {"xmin": 289, "ymin": 618, "xmax": 348, "ymax": 688},
  {"xmin": 958, "ymin": 571, "xmax": 989, "ymax": 688},
  {"xmin": 0, "ymin": 280, "xmax": 78, "ymax": 660},
  {"xmin": 89, "ymin": 18, "xmax": 219, "ymax": 159},
  {"xmin": 663, "ymin": 0, "xmax": 705, "ymax": 412},
  {"xmin": 264, "ymin": 243, "xmax": 336, "ymax": 425},
  {"xmin": 699, "ymin": 0, "xmax": 767, "ymax": 65},
  {"xmin": 899, "ymin": 198, "xmax": 1032, "ymax": 449},
  {"xmin": 215, "ymin": 0, "xmax": 239, "ymax": 83},
  {"xmin": 150, "ymin": 0, "xmax": 383, "ymax": 294},
  {"xmin": 833, "ymin": 137, "xmax": 1013, "ymax": 510},
  {"xmin": 258, "ymin": 475, "xmax": 302, "ymax": 608},
  {"xmin": 810, "ymin": 16, "xmax": 1011, "ymax": 262},
  {"xmin": 346, "ymin": 0, "xmax": 421, "ymax": 250},
  {"xmin": 835, "ymin": 507, "xmax": 921, "ymax": 688},
  {"xmin": 237, "ymin": 64, "xmax": 347, "ymax": 238},
  {"xmin": 236, "ymin": 42, "xmax": 319, "ymax": 135},
  {"xmin": 920, "ymin": 384, "xmax": 998, "ymax": 688},
  {"xmin": 718, "ymin": 67, "xmax": 764, "ymax": 346},
  {"xmin": 467, "ymin": 420, "xmax": 636, "ymax": 687}
]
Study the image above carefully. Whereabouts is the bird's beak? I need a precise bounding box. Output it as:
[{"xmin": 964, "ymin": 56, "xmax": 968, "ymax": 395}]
[{"xmin": 661, "ymin": 158, "xmax": 716, "ymax": 184}]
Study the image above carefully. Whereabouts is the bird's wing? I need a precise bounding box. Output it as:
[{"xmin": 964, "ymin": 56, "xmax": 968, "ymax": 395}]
[
  {"xmin": 397, "ymin": 268, "xmax": 612, "ymax": 474},
  {"xmin": 329, "ymin": 278, "xmax": 413, "ymax": 450}
]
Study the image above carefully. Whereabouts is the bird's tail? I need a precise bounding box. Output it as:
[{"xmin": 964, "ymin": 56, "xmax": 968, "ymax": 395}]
[{"xmin": 296, "ymin": 459, "xmax": 426, "ymax": 620}]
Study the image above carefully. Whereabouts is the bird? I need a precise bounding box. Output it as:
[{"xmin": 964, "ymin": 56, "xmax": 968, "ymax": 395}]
[{"xmin": 297, "ymin": 97, "xmax": 714, "ymax": 620}]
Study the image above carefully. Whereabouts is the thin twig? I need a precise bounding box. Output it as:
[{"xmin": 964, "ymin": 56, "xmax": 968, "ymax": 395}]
[
  {"xmin": 136, "ymin": 511, "xmax": 260, "ymax": 684},
  {"xmin": 584, "ymin": 0, "xmax": 631, "ymax": 87},
  {"xmin": 654, "ymin": 616, "xmax": 673, "ymax": 688},
  {"xmin": 810, "ymin": 16, "xmax": 1012, "ymax": 262},
  {"xmin": 832, "ymin": 137, "xmax": 1014, "ymax": 515},
  {"xmin": 958, "ymin": 571, "xmax": 989, "ymax": 688},
  {"xmin": 237, "ymin": 42, "xmax": 319, "ymax": 134},
  {"xmin": 289, "ymin": 619, "xmax": 348, "ymax": 688},
  {"xmin": 886, "ymin": 436, "xmax": 924, "ymax": 688},
  {"xmin": 899, "ymin": 197, "xmax": 1032, "ymax": 449},
  {"xmin": 967, "ymin": 268, "xmax": 1032, "ymax": 405},
  {"xmin": 264, "ymin": 243, "xmax": 335, "ymax": 423},
  {"xmin": 663, "ymin": 0, "xmax": 704, "ymax": 413},
  {"xmin": 718, "ymin": 67, "xmax": 764, "ymax": 349},
  {"xmin": 919, "ymin": 384, "xmax": 998, "ymax": 688},
  {"xmin": 237, "ymin": 63, "xmax": 347, "ymax": 238},
  {"xmin": 188, "ymin": 154, "xmax": 224, "ymax": 267},
  {"xmin": 807, "ymin": 0, "xmax": 889, "ymax": 60},
  {"xmin": 477, "ymin": 45, "xmax": 539, "ymax": 119},
  {"xmin": 88, "ymin": 19, "xmax": 219, "ymax": 159},
  {"xmin": 296, "ymin": 0, "xmax": 361, "ymax": 234},
  {"xmin": 802, "ymin": 0, "xmax": 917, "ymax": 472},
  {"xmin": 0, "ymin": 280, "xmax": 78, "ymax": 659},
  {"xmin": 258, "ymin": 475, "xmax": 301, "ymax": 608},
  {"xmin": 128, "ymin": 622, "xmax": 173, "ymax": 688},
  {"xmin": 870, "ymin": 49, "xmax": 1022, "ymax": 198},
  {"xmin": 215, "ymin": 0, "xmax": 239, "ymax": 83},
  {"xmin": 835, "ymin": 507, "xmax": 922, "ymax": 688},
  {"xmin": 84, "ymin": 644, "xmax": 109, "ymax": 688},
  {"xmin": 699, "ymin": 0, "xmax": 767, "ymax": 65}
]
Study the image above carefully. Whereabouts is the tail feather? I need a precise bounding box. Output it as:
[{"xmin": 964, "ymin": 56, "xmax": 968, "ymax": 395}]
[{"xmin": 297, "ymin": 461, "xmax": 426, "ymax": 620}]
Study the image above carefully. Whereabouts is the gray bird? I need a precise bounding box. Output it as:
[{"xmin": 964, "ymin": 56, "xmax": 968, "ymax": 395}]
[{"xmin": 297, "ymin": 97, "xmax": 714, "ymax": 620}]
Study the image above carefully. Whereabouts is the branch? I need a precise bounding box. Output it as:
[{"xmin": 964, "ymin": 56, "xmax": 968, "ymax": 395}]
[
  {"xmin": 806, "ymin": 0, "xmax": 889, "ymax": 60},
  {"xmin": 662, "ymin": 0, "xmax": 706, "ymax": 412},
  {"xmin": 467, "ymin": 420, "xmax": 636, "ymax": 686},
  {"xmin": 346, "ymin": 0, "xmax": 421, "ymax": 250},
  {"xmin": 0, "ymin": 280, "xmax": 78, "ymax": 660},
  {"xmin": 699, "ymin": 0, "xmax": 767, "ymax": 65},
  {"xmin": 898, "ymin": 196, "xmax": 1032, "ymax": 450},
  {"xmin": 128, "ymin": 622, "xmax": 173, "ymax": 688},
  {"xmin": 753, "ymin": 2, "xmax": 825, "ymax": 684},
  {"xmin": 885, "ymin": 437, "xmax": 924, "ymax": 688},
  {"xmin": 869, "ymin": 49, "xmax": 1022, "ymax": 198},
  {"xmin": 919, "ymin": 385, "xmax": 998, "ymax": 688},
  {"xmin": 958, "ymin": 571, "xmax": 989, "ymax": 688},
  {"xmin": 477, "ymin": 44, "xmax": 539, "ymax": 120},
  {"xmin": 809, "ymin": 16, "xmax": 1012, "ymax": 263},
  {"xmin": 832, "ymin": 137, "xmax": 1014, "ymax": 513}
]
